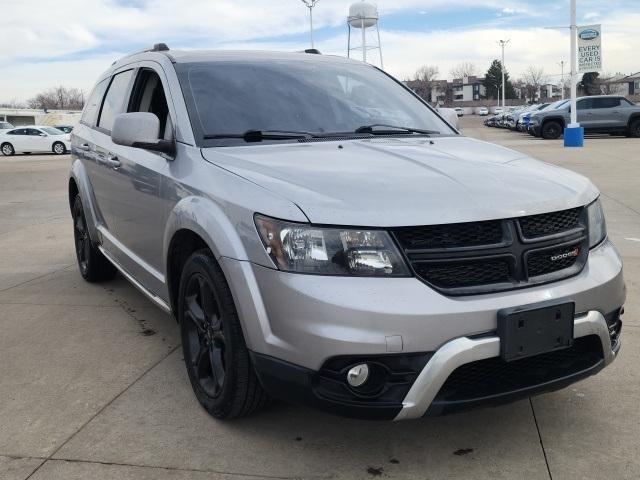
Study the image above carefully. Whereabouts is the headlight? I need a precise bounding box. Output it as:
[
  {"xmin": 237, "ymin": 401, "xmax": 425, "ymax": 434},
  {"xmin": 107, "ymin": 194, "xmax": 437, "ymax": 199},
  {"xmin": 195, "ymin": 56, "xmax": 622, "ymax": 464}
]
[
  {"xmin": 587, "ymin": 199, "xmax": 606, "ymax": 248},
  {"xmin": 255, "ymin": 215, "xmax": 410, "ymax": 276}
]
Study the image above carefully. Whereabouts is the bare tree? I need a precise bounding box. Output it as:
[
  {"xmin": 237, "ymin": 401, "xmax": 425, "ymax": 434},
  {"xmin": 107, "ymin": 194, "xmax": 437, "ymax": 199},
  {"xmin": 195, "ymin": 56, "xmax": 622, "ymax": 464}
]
[
  {"xmin": 522, "ymin": 66, "xmax": 546, "ymax": 101},
  {"xmin": 0, "ymin": 99, "xmax": 26, "ymax": 109},
  {"xmin": 27, "ymin": 86, "xmax": 85, "ymax": 110},
  {"xmin": 409, "ymin": 65, "xmax": 440, "ymax": 102},
  {"xmin": 450, "ymin": 62, "xmax": 476, "ymax": 80}
]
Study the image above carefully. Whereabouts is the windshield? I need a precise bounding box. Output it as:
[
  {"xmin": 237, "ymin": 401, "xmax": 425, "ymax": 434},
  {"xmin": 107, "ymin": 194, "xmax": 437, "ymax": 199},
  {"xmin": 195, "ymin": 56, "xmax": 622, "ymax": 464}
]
[{"xmin": 177, "ymin": 59, "xmax": 455, "ymax": 146}]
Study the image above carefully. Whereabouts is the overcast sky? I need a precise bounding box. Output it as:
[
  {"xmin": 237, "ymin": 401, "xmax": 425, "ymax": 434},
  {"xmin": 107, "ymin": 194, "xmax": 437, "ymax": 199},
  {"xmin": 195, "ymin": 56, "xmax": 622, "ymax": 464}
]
[{"xmin": 0, "ymin": 0, "xmax": 638, "ymax": 103}]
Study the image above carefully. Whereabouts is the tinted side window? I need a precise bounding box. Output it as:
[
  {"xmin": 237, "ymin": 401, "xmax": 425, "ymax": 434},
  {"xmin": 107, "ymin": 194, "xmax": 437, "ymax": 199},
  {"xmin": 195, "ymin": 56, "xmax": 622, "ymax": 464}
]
[
  {"xmin": 577, "ymin": 99, "xmax": 593, "ymax": 110},
  {"xmin": 593, "ymin": 97, "xmax": 621, "ymax": 109},
  {"xmin": 98, "ymin": 69, "xmax": 134, "ymax": 133},
  {"xmin": 7, "ymin": 129, "xmax": 26, "ymax": 135},
  {"xmin": 81, "ymin": 79, "xmax": 109, "ymax": 126},
  {"xmin": 26, "ymin": 128, "xmax": 42, "ymax": 136}
]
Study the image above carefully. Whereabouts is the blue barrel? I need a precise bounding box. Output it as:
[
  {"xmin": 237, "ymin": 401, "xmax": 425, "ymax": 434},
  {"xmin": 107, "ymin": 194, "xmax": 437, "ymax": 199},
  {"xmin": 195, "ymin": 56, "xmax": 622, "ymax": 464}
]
[{"xmin": 564, "ymin": 126, "xmax": 584, "ymax": 147}]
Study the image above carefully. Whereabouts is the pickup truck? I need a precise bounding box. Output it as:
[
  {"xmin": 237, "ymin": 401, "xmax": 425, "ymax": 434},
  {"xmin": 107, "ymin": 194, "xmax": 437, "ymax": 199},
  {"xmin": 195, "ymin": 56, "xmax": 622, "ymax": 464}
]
[{"xmin": 528, "ymin": 95, "xmax": 640, "ymax": 139}]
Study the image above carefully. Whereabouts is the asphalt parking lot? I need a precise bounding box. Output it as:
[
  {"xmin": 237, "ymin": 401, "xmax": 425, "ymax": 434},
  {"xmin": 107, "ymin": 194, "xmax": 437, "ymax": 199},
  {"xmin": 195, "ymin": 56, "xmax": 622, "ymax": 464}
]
[{"xmin": 1, "ymin": 117, "xmax": 639, "ymax": 480}]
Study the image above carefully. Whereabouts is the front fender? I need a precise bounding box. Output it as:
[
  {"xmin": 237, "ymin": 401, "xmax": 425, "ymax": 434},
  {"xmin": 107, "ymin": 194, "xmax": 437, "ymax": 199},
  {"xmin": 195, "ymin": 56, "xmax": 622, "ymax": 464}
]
[{"xmin": 162, "ymin": 195, "xmax": 253, "ymax": 263}]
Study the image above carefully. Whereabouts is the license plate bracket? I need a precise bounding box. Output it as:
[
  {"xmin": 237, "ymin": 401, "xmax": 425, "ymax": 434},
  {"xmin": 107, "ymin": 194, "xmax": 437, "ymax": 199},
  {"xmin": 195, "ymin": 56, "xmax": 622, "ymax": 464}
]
[{"xmin": 498, "ymin": 301, "xmax": 575, "ymax": 362}]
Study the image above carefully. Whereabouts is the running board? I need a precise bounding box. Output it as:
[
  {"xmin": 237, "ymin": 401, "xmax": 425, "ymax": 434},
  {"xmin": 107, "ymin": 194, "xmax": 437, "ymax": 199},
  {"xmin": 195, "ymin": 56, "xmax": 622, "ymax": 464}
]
[{"xmin": 98, "ymin": 246, "xmax": 172, "ymax": 314}]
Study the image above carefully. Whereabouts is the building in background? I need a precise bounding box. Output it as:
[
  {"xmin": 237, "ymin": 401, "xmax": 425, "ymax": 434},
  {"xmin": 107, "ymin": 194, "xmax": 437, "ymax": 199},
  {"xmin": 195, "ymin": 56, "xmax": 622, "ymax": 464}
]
[
  {"xmin": 451, "ymin": 76, "xmax": 486, "ymax": 102},
  {"xmin": 0, "ymin": 108, "xmax": 81, "ymax": 127}
]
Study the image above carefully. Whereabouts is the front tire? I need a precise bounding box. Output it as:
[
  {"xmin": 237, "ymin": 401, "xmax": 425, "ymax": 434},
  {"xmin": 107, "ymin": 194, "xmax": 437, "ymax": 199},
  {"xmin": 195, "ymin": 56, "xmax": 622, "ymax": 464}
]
[
  {"xmin": 542, "ymin": 121, "xmax": 563, "ymax": 140},
  {"xmin": 1, "ymin": 143, "xmax": 14, "ymax": 156},
  {"xmin": 52, "ymin": 141, "xmax": 66, "ymax": 155},
  {"xmin": 179, "ymin": 249, "xmax": 269, "ymax": 419},
  {"xmin": 72, "ymin": 195, "xmax": 117, "ymax": 282},
  {"xmin": 629, "ymin": 119, "xmax": 640, "ymax": 138}
]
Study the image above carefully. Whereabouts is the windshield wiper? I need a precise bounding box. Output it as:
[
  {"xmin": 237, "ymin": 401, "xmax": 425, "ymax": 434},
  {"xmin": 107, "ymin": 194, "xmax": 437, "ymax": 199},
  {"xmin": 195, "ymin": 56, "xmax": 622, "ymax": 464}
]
[
  {"xmin": 204, "ymin": 129, "xmax": 314, "ymax": 142},
  {"xmin": 354, "ymin": 124, "xmax": 440, "ymax": 135}
]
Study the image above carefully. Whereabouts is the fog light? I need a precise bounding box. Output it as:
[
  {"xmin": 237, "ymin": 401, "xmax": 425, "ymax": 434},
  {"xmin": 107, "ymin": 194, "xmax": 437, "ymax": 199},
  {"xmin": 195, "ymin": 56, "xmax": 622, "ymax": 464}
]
[{"xmin": 347, "ymin": 363, "xmax": 369, "ymax": 387}]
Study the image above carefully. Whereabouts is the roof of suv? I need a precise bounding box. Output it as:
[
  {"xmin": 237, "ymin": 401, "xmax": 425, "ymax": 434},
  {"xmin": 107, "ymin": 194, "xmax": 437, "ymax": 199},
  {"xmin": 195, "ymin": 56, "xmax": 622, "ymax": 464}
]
[
  {"xmin": 105, "ymin": 47, "xmax": 363, "ymax": 83},
  {"xmin": 167, "ymin": 49, "xmax": 354, "ymax": 64}
]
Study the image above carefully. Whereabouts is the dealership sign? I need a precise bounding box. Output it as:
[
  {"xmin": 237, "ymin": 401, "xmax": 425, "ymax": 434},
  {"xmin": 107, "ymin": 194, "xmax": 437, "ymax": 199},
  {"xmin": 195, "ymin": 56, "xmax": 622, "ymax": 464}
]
[{"xmin": 578, "ymin": 24, "xmax": 602, "ymax": 72}]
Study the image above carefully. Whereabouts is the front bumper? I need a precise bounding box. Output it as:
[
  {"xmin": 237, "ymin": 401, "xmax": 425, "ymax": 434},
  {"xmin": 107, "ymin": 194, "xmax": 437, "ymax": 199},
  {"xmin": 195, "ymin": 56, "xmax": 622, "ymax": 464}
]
[
  {"xmin": 221, "ymin": 239, "xmax": 624, "ymax": 419},
  {"xmin": 395, "ymin": 309, "xmax": 620, "ymax": 419}
]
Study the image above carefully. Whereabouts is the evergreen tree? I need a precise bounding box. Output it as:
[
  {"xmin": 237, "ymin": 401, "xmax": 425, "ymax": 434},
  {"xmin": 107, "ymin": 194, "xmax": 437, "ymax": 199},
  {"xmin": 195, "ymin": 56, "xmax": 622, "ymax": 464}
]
[{"xmin": 483, "ymin": 59, "xmax": 517, "ymax": 100}]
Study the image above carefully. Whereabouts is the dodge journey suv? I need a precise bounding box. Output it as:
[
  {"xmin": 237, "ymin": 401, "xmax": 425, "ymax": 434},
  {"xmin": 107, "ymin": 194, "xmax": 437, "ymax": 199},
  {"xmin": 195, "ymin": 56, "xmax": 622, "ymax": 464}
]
[{"xmin": 69, "ymin": 44, "xmax": 625, "ymax": 420}]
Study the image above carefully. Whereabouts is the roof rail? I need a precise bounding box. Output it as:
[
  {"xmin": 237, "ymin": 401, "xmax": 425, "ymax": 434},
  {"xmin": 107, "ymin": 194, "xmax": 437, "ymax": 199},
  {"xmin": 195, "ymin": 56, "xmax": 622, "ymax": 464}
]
[{"xmin": 112, "ymin": 43, "xmax": 170, "ymax": 65}]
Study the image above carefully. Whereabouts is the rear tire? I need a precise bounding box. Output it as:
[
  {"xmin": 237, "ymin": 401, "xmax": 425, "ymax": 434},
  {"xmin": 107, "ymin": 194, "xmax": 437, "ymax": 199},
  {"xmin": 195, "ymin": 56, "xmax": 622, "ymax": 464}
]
[
  {"xmin": 52, "ymin": 141, "xmax": 66, "ymax": 155},
  {"xmin": 1, "ymin": 143, "xmax": 14, "ymax": 156},
  {"xmin": 542, "ymin": 121, "xmax": 563, "ymax": 140},
  {"xmin": 179, "ymin": 249, "xmax": 269, "ymax": 419},
  {"xmin": 629, "ymin": 119, "xmax": 640, "ymax": 138},
  {"xmin": 72, "ymin": 195, "xmax": 117, "ymax": 282}
]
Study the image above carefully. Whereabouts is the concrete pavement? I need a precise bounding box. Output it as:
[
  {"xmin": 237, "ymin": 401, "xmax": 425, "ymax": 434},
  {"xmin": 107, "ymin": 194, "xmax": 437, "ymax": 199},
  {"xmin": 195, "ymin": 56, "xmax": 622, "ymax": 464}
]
[{"xmin": 1, "ymin": 122, "xmax": 638, "ymax": 479}]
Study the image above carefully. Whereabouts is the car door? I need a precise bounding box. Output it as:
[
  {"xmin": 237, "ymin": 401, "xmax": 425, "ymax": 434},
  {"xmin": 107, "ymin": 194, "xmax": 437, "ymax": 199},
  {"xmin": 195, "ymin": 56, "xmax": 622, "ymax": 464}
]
[
  {"xmin": 576, "ymin": 98, "xmax": 595, "ymax": 130},
  {"xmin": 591, "ymin": 97, "xmax": 626, "ymax": 129},
  {"xmin": 102, "ymin": 64, "xmax": 171, "ymax": 296},
  {"xmin": 89, "ymin": 69, "xmax": 136, "ymax": 238},
  {"xmin": 26, "ymin": 128, "xmax": 50, "ymax": 152}
]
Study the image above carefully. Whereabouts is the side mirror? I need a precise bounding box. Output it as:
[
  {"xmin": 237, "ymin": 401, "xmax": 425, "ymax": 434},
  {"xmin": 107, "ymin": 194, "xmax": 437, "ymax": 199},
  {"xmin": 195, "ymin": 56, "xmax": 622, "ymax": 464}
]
[{"xmin": 112, "ymin": 112, "xmax": 175, "ymax": 156}]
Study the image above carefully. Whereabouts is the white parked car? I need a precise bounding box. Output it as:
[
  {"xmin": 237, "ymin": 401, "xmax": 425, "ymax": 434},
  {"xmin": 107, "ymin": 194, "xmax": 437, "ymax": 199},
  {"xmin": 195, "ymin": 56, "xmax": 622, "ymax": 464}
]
[
  {"xmin": 0, "ymin": 121, "xmax": 14, "ymax": 130},
  {"xmin": 493, "ymin": 107, "xmax": 504, "ymax": 115},
  {"xmin": 0, "ymin": 126, "xmax": 71, "ymax": 156},
  {"xmin": 454, "ymin": 107, "xmax": 464, "ymax": 117},
  {"xmin": 477, "ymin": 106, "xmax": 489, "ymax": 116}
]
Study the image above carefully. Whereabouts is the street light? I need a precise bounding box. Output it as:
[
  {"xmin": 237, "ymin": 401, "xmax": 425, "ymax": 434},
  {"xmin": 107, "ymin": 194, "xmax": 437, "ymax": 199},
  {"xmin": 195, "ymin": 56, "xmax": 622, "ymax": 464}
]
[
  {"xmin": 558, "ymin": 60, "xmax": 566, "ymax": 100},
  {"xmin": 301, "ymin": 0, "xmax": 320, "ymax": 49},
  {"xmin": 498, "ymin": 39, "xmax": 510, "ymax": 108}
]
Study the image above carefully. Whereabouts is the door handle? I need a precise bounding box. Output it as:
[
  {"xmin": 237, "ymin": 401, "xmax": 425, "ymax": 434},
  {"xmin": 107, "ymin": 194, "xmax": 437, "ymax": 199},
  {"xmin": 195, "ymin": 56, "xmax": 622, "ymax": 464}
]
[
  {"xmin": 77, "ymin": 143, "xmax": 91, "ymax": 151},
  {"xmin": 106, "ymin": 154, "xmax": 121, "ymax": 168}
]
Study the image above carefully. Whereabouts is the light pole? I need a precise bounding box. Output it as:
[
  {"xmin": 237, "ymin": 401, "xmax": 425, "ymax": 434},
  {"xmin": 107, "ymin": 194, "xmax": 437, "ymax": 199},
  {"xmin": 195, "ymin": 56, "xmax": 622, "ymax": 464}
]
[
  {"xmin": 558, "ymin": 60, "xmax": 566, "ymax": 99},
  {"xmin": 569, "ymin": 0, "xmax": 577, "ymax": 127},
  {"xmin": 301, "ymin": 0, "xmax": 320, "ymax": 49},
  {"xmin": 498, "ymin": 39, "xmax": 510, "ymax": 108},
  {"xmin": 564, "ymin": 0, "xmax": 583, "ymax": 147}
]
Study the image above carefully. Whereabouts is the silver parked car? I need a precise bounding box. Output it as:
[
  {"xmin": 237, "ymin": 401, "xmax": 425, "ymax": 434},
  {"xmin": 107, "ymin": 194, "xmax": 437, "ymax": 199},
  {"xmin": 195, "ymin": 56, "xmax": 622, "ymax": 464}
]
[
  {"xmin": 529, "ymin": 95, "xmax": 640, "ymax": 139},
  {"xmin": 69, "ymin": 45, "xmax": 625, "ymax": 420}
]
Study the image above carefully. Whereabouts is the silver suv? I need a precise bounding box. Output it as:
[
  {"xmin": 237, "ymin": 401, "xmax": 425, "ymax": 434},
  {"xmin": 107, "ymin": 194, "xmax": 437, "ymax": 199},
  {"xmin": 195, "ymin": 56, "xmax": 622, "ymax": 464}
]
[
  {"xmin": 529, "ymin": 95, "xmax": 640, "ymax": 139},
  {"xmin": 69, "ymin": 45, "xmax": 625, "ymax": 420}
]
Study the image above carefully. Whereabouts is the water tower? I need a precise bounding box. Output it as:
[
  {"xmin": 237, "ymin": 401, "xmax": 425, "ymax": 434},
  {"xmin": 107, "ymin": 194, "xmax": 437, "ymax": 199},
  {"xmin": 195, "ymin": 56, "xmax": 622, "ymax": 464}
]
[{"xmin": 347, "ymin": 1, "xmax": 383, "ymax": 68}]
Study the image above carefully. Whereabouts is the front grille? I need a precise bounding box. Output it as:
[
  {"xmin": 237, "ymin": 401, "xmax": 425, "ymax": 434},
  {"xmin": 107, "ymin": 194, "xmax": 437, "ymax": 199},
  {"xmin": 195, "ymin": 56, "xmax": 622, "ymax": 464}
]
[
  {"xmin": 394, "ymin": 220, "xmax": 503, "ymax": 250},
  {"xmin": 519, "ymin": 207, "xmax": 582, "ymax": 238},
  {"xmin": 434, "ymin": 335, "xmax": 603, "ymax": 403},
  {"xmin": 392, "ymin": 207, "xmax": 588, "ymax": 295},
  {"xmin": 413, "ymin": 259, "xmax": 510, "ymax": 289}
]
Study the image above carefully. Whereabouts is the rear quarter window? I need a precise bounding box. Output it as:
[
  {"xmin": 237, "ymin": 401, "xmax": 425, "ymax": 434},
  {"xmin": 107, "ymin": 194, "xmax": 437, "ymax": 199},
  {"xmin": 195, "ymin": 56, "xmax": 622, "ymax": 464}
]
[{"xmin": 81, "ymin": 79, "xmax": 109, "ymax": 127}]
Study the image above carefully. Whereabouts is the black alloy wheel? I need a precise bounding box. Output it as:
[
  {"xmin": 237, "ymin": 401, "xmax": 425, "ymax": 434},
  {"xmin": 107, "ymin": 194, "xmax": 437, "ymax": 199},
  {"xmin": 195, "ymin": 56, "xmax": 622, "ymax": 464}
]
[
  {"xmin": 542, "ymin": 121, "xmax": 562, "ymax": 140},
  {"xmin": 183, "ymin": 271, "xmax": 228, "ymax": 399},
  {"xmin": 73, "ymin": 198, "xmax": 91, "ymax": 277},
  {"xmin": 178, "ymin": 250, "xmax": 269, "ymax": 419},
  {"xmin": 71, "ymin": 195, "xmax": 116, "ymax": 282}
]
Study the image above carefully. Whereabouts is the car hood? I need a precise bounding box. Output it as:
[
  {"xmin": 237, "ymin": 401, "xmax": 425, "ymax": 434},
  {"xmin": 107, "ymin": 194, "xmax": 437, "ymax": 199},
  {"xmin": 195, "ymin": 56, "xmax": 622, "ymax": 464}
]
[{"xmin": 201, "ymin": 136, "xmax": 598, "ymax": 226}]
